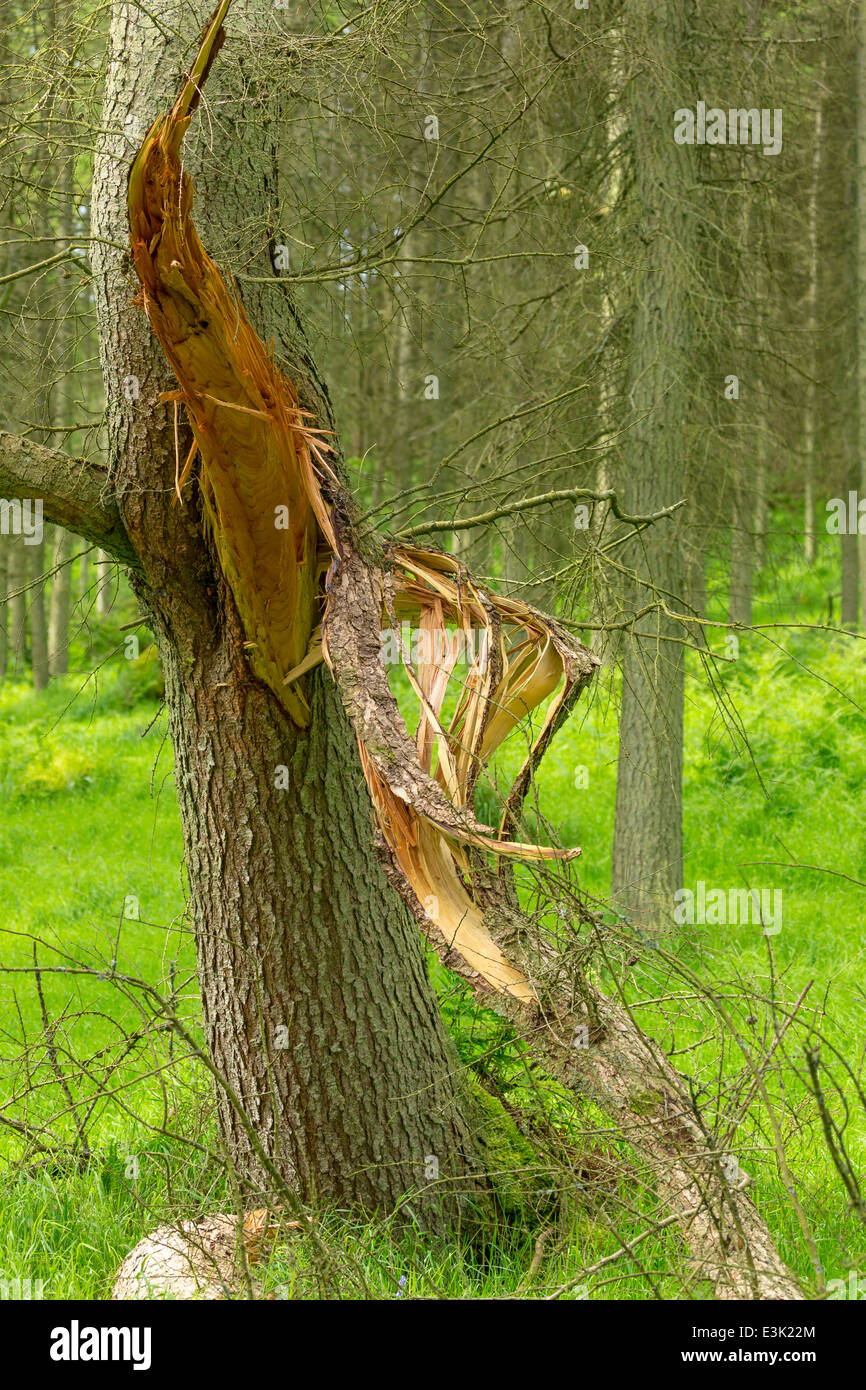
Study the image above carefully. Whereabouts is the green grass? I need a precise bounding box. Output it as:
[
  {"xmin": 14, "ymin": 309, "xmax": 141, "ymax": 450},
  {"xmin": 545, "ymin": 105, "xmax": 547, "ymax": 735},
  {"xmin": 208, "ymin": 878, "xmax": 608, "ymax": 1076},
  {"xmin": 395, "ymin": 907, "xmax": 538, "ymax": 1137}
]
[{"xmin": 1, "ymin": 520, "xmax": 866, "ymax": 1298}]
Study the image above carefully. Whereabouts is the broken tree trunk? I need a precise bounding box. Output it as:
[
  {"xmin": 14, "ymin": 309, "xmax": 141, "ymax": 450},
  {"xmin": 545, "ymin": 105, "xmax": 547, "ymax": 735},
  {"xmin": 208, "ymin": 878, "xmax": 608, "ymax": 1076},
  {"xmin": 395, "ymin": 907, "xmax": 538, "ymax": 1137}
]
[
  {"xmin": 92, "ymin": 0, "xmax": 489, "ymax": 1226},
  {"xmin": 119, "ymin": 0, "xmax": 803, "ymax": 1297}
]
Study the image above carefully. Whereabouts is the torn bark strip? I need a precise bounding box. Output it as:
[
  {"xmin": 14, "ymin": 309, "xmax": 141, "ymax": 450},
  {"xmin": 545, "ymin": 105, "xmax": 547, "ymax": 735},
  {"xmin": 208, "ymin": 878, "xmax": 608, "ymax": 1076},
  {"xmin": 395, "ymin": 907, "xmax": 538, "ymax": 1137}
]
[
  {"xmin": 322, "ymin": 541, "xmax": 598, "ymax": 1002},
  {"xmin": 127, "ymin": 0, "xmax": 335, "ymax": 728}
]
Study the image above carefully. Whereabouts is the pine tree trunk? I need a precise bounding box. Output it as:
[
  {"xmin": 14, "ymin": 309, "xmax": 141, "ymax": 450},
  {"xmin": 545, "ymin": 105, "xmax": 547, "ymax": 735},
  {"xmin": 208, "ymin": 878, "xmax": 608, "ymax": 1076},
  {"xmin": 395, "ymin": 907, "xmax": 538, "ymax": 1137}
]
[
  {"xmin": 754, "ymin": 451, "xmax": 768, "ymax": 571},
  {"xmin": 729, "ymin": 474, "xmax": 754, "ymax": 628},
  {"xmin": 29, "ymin": 538, "xmax": 49, "ymax": 691},
  {"xmin": 89, "ymin": 0, "xmax": 483, "ymax": 1219},
  {"xmin": 8, "ymin": 535, "xmax": 27, "ymax": 671},
  {"xmin": 611, "ymin": 0, "xmax": 692, "ymax": 927},
  {"xmin": 842, "ymin": 524, "xmax": 859, "ymax": 629},
  {"xmin": 48, "ymin": 526, "xmax": 72, "ymax": 676},
  {"xmin": 803, "ymin": 53, "xmax": 825, "ymax": 566},
  {"xmin": 165, "ymin": 651, "xmax": 479, "ymax": 1209},
  {"xmin": 95, "ymin": 549, "xmax": 111, "ymax": 616},
  {"xmin": 858, "ymin": 0, "xmax": 866, "ymax": 619},
  {"xmin": 0, "ymin": 537, "xmax": 8, "ymax": 680}
]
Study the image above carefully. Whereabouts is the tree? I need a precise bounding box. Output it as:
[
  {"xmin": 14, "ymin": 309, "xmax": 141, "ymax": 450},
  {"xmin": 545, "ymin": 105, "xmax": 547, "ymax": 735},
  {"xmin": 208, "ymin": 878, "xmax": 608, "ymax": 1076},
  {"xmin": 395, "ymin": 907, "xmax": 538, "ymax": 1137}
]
[
  {"xmin": 48, "ymin": 526, "xmax": 73, "ymax": 677},
  {"xmin": 0, "ymin": 0, "xmax": 804, "ymax": 1297},
  {"xmin": 859, "ymin": 0, "xmax": 866, "ymax": 625},
  {"xmin": 610, "ymin": 0, "xmax": 694, "ymax": 928},
  {"xmin": 79, "ymin": 0, "xmax": 494, "ymax": 1220}
]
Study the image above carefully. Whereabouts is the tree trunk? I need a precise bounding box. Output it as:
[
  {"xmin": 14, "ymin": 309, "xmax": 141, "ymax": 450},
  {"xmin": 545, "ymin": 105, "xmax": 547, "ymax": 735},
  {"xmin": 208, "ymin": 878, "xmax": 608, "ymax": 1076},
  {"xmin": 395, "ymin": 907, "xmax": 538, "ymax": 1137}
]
[
  {"xmin": 167, "ymin": 650, "xmax": 480, "ymax": 1210},
  {"xmin": 842, "ymin": 525, "xmax": 859, "ymax": 628},
  {"xmin": 803, "ymin": 51, "xmax": 825, "ymax": 566},
  {"xmin": 8, "ymin": 535, "xmax": 27, "ymax": 671},
  {"xmin": 29, "ymin": 538, "xmax": 49, "ymax": 691},
  {"xmin": 754, "ymin": 452, "xmax": 768, "ymax": 570},
  {"xmin": 729, "ymin": 474, "xmax": 754, "ymax": 628},
  {"xmin": 611, "ymin": 0, "xmax": 692, "ymax": 927},
  {"xmin": 0, "ymin": 537, "xmax": 8, "ymax": 680},
  {"xmin": 48, "ymin": 526, "xmax": 73, "ymax": 676},
  {"xmin": 88, "ymin": 0, "xmax": 483, "ymax": 1220},
  {"xmin": 728, "ymin": 12, "xmax": 762, "ymax": 628},
  {"xmin": 858, "ymin": 0, "xmax": 866, "ymax": 620},
  {"xmin": 95, "ymin": 548, "xmax": 111, "ymax": 615}
]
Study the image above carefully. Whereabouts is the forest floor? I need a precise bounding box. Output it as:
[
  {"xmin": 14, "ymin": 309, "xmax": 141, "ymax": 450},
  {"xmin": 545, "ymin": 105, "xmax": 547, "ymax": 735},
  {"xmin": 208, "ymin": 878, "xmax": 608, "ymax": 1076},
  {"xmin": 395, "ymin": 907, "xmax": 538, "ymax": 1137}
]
[{"xmin": 0, "ymin": 518, "xmax": 864, "ymax": 1299}]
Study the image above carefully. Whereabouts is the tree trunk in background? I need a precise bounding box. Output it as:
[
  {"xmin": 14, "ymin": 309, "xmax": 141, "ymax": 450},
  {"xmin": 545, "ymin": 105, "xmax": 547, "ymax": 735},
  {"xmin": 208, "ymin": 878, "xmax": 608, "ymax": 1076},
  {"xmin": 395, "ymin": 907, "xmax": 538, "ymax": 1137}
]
[
  {"xmin": 29, "ymin": 539, "xmax": 49, "ymax": 691},
  {"xmin": 803, "ymin": 51, "xmax": 825, "ymax": 566},
  {"xmin": 95, "ymin": 548, "xmax": 111, "ymax": 615},
  {"xmin": 754, "ymin": 452, "xmax": 767, "ymax": 570},
  {"xmin": 0, "ymin": 537, "xmax": 8, "ymax": 680},
  {"xmin": 728, "ymin": 3, "xmax": 762, "ymax": 626},
  {"xmin": 835, "ymin": 19, "xmax": 859, "ymax": 629},
  {"xmin": 728, "ymin": 472, "xmax": 753, "ymax": 627},
  {"xmin": 48, "ymin": 526, "xmax": 72, "ymax": 675},
  {"xmin": 842, "ymin": 521, "xmax": 859, "ymax": 628},
  {"xmin": 611, "ymin": 0, "xmax": 693, "ymax": 929},
  {"xmin": 46, "ymin": 50, "xmax": 75, "ymax": 680},
  {"xmin": 729, "ymin": 416, "xmax": 761, "ymax": 629},
  {"xmin": 89, "ymin": 0, "xmax": 484, "ymax": 1219},
  {"xmin": 7, "ymin": 535, "xmax": 27, "ymax": 670},
  {"xmin": 858, "ymin": 0, "xmax": 866, "ymax": 620},
  {"xmin": 588, "ymin": 33, "xmax": 627, "ymax": 663}
]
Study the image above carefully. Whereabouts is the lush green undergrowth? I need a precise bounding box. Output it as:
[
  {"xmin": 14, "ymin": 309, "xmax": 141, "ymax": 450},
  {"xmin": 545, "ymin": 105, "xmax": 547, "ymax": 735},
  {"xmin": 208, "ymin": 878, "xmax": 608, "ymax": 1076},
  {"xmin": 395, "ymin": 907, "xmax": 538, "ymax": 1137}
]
[{"xmin": 1, "ymin": 521, "xmax": 865, "ymax": 1298}]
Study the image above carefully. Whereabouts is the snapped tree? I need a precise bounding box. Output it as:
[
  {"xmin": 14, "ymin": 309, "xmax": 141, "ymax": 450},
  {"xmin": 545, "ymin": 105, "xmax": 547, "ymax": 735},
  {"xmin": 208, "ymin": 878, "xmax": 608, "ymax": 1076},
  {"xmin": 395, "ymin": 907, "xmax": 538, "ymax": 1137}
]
[{"xmin": 0, "ymin": 0, "xmax": 804, "ymax": 1298}]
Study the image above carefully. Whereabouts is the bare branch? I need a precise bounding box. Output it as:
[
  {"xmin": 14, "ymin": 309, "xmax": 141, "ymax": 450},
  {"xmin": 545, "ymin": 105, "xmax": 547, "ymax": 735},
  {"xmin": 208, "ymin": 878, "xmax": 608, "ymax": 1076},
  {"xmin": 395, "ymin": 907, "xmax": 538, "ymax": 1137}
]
[{"xmin": 400, "ymin": 489, "xmax": 686, "ymax": 538}]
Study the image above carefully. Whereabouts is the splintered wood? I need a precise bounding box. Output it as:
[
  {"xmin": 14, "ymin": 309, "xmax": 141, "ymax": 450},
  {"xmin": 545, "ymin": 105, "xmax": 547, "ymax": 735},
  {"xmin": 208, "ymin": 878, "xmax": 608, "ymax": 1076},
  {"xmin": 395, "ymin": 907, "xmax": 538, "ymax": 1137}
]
[{"xmin": 126, "ymin": 0, "xmax": 597, "ymax": 1003}]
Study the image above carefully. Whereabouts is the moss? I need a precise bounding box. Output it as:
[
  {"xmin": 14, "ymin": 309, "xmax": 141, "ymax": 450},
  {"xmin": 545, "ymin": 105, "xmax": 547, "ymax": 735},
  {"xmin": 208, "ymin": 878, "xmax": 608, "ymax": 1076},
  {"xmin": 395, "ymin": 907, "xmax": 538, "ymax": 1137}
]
[
  {"xmin": 464, "ymin": 1071, "xmax": 544, "ymax": 1220},
  {"xmin": 628, "ymin": 1089, "xmax": 663, "ymax": 1117}
]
